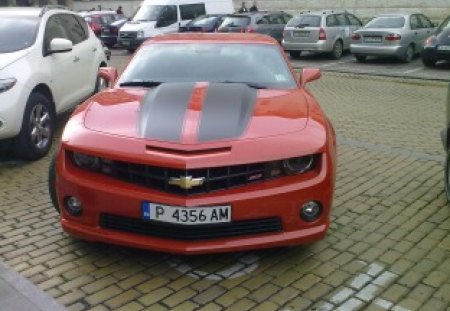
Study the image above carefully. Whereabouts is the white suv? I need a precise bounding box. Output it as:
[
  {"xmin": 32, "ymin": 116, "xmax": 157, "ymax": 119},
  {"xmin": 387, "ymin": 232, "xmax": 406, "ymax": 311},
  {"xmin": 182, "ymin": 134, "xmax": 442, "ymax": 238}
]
[{"xmin": 0, "ymin": 6, "xmax": 107, "ymax": 160}]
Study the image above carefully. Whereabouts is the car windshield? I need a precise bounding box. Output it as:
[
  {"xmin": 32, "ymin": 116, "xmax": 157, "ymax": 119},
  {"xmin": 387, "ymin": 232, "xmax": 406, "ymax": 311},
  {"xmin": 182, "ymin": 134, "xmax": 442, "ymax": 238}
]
[
  {"xmin": 220, "ymin": 16, "xmax": 250, "ymax": 27},
  {"xmin": 0, "ymin": 16, "xmax": 39, "ymax": 53},
  {"xmin": 365, "ymin": 16, "xmax": 405, "ymax": 28},
  {"xmin": 132, "ymin": 5, "xmax": 173, "ymax": 22},
  {"xmin": 287, "ymin": 15, "xmax": 321, "ymax": 27},
  {"xmin": 438, "ymin": 16, "xmax": 450, "ymax": 32},
  {"xmin": 189, "ymin": 15, "xmax": 217, "ymax": 26},
  {"xmin": 119, "ymin": 43, "xmax": 296, "ymax": 89}
]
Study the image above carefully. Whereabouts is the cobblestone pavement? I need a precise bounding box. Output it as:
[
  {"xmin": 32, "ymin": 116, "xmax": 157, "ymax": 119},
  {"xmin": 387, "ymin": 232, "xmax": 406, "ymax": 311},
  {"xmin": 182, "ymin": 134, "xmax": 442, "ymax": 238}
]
[{"xmin": 1, "ymin": 71, "xmax": 450, "ymax": 311}]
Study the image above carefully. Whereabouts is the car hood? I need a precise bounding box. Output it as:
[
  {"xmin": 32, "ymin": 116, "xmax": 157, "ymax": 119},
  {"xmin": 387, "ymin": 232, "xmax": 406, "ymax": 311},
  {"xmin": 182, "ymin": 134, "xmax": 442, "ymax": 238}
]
[
  {"xmin": 0, "ymin": 49, "xmax": 28, "ymax": 71},
  {"xmin": 84, "ymin": 82, "xmax": 309, "ymax": 144}
]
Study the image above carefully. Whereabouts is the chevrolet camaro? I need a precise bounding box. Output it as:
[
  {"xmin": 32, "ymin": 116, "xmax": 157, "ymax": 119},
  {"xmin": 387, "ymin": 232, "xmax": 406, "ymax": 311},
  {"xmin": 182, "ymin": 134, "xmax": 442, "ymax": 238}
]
[{"xmin": 49, "ymin": 33, "xmax": 336, "ymax": 254}]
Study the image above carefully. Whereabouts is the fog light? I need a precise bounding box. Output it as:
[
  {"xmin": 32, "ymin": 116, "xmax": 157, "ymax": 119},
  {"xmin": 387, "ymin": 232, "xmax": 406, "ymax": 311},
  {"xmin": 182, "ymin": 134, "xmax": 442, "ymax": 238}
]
[
  {"xmin": 300, "ymin": 201, "xmax": 322, "ymax": 222},
  {"xmin": 65, "ymin": 196, "xmax": 83, "ymax": 216}
]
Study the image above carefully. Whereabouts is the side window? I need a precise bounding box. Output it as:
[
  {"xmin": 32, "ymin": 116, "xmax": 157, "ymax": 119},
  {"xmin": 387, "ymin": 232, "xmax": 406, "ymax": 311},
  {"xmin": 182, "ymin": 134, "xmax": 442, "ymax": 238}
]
[
  {"xmin": 410, "ymin": 15, "xmax": 421, "ymax": 30},
  {"xmin": 282, "ymin": 13, "xmax": 292, "ymax": 24},
  {"xmin": 335, "ymin": 14, "xmax": 348, "ymax": 26},
  {"xmin": 61, "ymin": 14, "xmax": 87, "ymax": 45},
  {"xmin": 158, "ymin": 5, "xmax": 177, "ymax": 26},
  {"xmin": 75, "ymin": 15, "xmax": 90, "ymax": 37},
  {"xmin": 326, "ymin": 14, "xmax": 338, "ymax": 27},
  {"xmin": 270, "ymin": 14, "xmax": 284, "ymax": 25},
  {"xmin": 347, "ymin": 14, "xmax": 362, "ymax": 26},
  {"xmin": 44, "ymin": 14, "xmax": 70, "ymax": 51},
  {"xmin": 179, "ymin": 3, "xmax": 206, "ymax": 20},
  {"xmin": 418, "ymin": 14, "xmax": 432, "ymax": 28},
  {"xmin": 257, "ymin": 15, "xmax": 270, "ymax": 25}
]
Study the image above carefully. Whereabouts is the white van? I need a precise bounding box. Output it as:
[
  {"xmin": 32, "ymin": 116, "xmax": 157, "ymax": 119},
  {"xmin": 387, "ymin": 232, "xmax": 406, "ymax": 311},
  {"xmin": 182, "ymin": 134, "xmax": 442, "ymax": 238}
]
[{"xmin": 118, "ymin": 0, "xmax": 233, "ymax": 51}]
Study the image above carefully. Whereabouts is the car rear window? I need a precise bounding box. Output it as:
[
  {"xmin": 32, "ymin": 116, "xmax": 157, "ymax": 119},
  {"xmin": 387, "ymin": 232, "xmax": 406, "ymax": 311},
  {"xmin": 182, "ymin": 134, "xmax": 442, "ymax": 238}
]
[
  {"xmin": 438, "ymin": 16, "xmax": 450, "ymax": 32},
  {"xmin": 365, "ymin": 16, "xmax": 405, "ymax": 28},
  {"xmin": 189, "ymin": 15, "xmax": 217, "ymax": 27},
  {"xmin": 220, "ymin": 16, "xmax": 250, "ymax": 27},
  {"xmin": 286, "ymin": 15, "xmax": 321, "ymax": 27},
  {"xmin": 0, "ymin": 16, "xmax": 39, "ymax": 53}
]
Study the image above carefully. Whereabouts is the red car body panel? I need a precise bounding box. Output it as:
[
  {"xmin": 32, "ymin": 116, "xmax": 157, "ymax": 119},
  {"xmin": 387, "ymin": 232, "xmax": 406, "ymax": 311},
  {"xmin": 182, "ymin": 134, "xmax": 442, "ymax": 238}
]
[{"xmin": 54, "ymin": 33, "xmax": 336, "ymax": 254}]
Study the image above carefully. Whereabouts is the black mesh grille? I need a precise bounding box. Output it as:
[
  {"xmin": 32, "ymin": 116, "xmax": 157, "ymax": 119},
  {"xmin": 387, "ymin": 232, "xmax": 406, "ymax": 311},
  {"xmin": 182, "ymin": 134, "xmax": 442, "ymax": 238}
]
[
  {"xmin": 74, "ymin": 155, "xmax": 286, "ymax": 195},
  {"xmin": 99, "ymin": 214, "xmax": 282, "ymax": 241}
]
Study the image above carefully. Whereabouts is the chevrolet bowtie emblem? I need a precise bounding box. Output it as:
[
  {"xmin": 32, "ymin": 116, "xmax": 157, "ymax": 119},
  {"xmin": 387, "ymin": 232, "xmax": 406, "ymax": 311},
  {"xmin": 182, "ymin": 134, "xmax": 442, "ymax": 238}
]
[{"xmin": 168, "ymin": 176, "xmax": 205, "ymax": 189}]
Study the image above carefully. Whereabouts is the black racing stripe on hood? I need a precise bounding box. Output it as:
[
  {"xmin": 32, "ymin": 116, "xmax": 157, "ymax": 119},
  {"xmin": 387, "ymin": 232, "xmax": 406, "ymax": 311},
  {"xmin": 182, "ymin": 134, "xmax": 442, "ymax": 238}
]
[
  {"xmin": 138, "ymin": 83, "xmax": 194, "ymax": 141},
  {"xmin": 198, "ymin": 83, "xmax": 257, "ymax": 142}
]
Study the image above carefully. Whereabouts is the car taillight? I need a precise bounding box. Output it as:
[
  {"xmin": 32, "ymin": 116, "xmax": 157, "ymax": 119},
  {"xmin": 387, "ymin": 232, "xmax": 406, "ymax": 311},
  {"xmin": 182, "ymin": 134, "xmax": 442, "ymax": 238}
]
[
  {"xmin": 385, "ymin": 33, "xmax": 401, "ymax": 41},
  {"xmin": 318, "ymin": 27, "xmax": 326, "ymax": 40},
  {"xmin": 241, "ymin": 27, "xmax": 255, "ymax": 33},
  {"xmin": 351, "ymin": 33, "xmax": 360, "ymax": 40}
]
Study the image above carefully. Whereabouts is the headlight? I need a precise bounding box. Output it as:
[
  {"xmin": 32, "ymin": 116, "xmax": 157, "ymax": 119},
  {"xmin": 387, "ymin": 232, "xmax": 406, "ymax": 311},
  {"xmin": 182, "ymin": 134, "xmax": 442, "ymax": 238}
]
[
  {"xmin": 0, "ymin": 78, "xmax": 17, "ymax": 93},
  {"xmin": 72, "ymin": 152, "xmax": 101, "ymax": 170},
  {"xmin": 136, "ymin": 30, "xmax": 144, "ymax": 39},
  {"xmin": 283, "ymin": 155, "xmax": 316, "ymax": 174}
]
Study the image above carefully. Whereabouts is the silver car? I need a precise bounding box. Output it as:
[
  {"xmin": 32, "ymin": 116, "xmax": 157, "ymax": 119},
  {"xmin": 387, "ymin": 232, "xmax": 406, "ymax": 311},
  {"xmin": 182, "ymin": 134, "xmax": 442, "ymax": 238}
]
[
  {"xmin": 350, "ymin": 13, "xmax": 436, "ymax": 62},
  {"xmin": 282, "ymin": 10, "xmax": 363, "ymax": 59}
]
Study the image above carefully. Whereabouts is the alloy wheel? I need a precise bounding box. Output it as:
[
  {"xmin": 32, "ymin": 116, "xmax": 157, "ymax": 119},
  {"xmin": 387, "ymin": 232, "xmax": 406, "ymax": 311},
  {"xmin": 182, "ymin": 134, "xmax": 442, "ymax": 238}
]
[{"xmin": 29, "ymin": 103, "xmax": 51, "ymax": 150}]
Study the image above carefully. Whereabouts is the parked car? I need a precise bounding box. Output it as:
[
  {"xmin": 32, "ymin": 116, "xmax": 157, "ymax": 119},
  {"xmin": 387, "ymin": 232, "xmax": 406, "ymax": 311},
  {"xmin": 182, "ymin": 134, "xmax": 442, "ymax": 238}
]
[
  {"xmin": 282, "ymin": 10, "xmax": 363, "ymax": 59},
  {"xmin": 218, "ymin": 11, "xmax": 292, "ymax": 43},
  {"xmin": 48, "ymin": 33, "xmax": 336, "ymax": 254},
  {"xmin": 422, "ymin": 15, "xmax": 450, "ymax": 67},
  {"xmin": 100, "ymin": 18, "xmax": 128, "ymax": 48},
  {"xmin": 179, "ymin": 14, "xmax": 227, "ymax": 32},
  {"xmin": 118, "ymin": 0, "xmax": 233, "ymax": 52},
  {"xmin": 350, "ymin": 13, "xmax": 436, "ymax": 62},
  {"xmin": 0, "ymin": 7, "xmax": 107, "ymax": 160},
  {"xmin": 81, "ymin": 11, "xmax": 121, "ymax": 37}
]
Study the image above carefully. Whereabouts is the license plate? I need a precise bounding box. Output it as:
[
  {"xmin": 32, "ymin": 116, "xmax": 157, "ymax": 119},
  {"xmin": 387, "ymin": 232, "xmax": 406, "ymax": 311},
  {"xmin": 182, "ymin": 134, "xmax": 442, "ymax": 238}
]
[
  {"xmin": 364, "ymin": 36, "xmax": 382, "ymax": 43},
  {"xmin": 142, "ymin": 202, "xmax": 231, "ymax": 225},
  {"xmin": 293, "ymin": 31, "xmax": 309, "ymax": 37},
  {"xmin": 438, "ymin": 45, "xmax": 450, "ymax": 51},
  {"xmin": 121, "ymin": 41, "xmax": 130, "ymax": 46}
]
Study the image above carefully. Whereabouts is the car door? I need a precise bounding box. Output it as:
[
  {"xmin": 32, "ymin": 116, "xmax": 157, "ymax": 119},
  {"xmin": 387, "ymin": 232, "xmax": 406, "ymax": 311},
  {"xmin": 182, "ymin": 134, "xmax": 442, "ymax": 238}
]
[
  {"xmin": 42, "ymin": 14, "xmax": 81, "ymax": 112},
  {"xmin": 335, "ymin": 13, "xmax": 350, "ymax": 48},
  {"xmin": 62, "ymin": 14, "xmax": 99, "ymax": 101},
  {"xmin": 418, "ymin": 14, "xmax": 435, "ymax": 47},
  {"xmin": 409, "ymin": 14, "xmax": 423, "ymax": 49}
]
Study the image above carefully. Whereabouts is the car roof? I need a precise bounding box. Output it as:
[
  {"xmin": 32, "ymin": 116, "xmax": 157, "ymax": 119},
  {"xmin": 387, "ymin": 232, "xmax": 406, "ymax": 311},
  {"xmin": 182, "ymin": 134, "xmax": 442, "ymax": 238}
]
[
  {"xmin": 0, "ymin": 7, "xmax": 42, "ymax": 17},
  {"xmin": 144, "ymin": 33, "xmax": 278, "ymax": 45},
  {"xmin": 295, "ymin": 10, "xmax": 348, "ymax": 16},
  {"xmin": 376, "ymin": 13, "xmax": 410, "ymax": 18}
]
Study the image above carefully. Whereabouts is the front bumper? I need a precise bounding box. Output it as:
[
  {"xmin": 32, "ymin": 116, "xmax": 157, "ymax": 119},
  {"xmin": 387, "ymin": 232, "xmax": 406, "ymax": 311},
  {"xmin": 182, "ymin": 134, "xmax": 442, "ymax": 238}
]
[
  {"xmin": 117, "ymin": 37, "xmax": 145, "ymax": 49},
  {"xmin": 56, "ymin": 151, "xmax": 334, "ymax": 254},
  {"xmin": 423, "ymin": 46, "xmax": 450, "ymax": 61},
  {"xmin": 0, "ymin": 80, "xmax": 30, "ymax": 140},
  {"xmin": 100, "ymin": 35, "xmax": 118, "ymax": 46},
  {"xmin": 350, "ymin": 43, "xmax": 406, "ymax": 57}
]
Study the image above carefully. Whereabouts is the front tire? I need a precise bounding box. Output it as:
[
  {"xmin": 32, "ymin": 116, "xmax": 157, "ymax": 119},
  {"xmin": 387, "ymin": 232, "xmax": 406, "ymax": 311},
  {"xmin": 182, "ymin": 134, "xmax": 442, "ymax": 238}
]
[
  {"xmin": 14, "ymin": 92, "xmax": 54, "ymax": 161},
  {"xmin": 48, "ymin": 152, "xmax": 60, "ymax": 213},
  {"xmin": 422, "ymin": 55, "xmax": 437, "ymax": 67}
]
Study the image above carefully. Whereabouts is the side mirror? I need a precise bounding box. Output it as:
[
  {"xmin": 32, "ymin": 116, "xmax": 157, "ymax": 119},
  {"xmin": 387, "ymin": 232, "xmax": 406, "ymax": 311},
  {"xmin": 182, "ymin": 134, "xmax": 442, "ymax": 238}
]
[
  {"xmin": 300, "ymin": 68, "xmax": 321, "ymax": 86},
  {"xmin": 98, "ymin": 67, "xmax": 118, "ymax": 88},
  {"xmin": 48, "ymin": 38, "xmax": 73, "ymax": 54}
]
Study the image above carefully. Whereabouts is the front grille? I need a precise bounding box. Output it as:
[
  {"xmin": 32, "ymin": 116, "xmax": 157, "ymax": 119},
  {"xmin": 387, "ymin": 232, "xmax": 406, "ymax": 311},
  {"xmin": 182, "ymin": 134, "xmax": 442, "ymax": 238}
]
[
  {"xmin": 100, "ymin": 214, "xmax": 282, "ymax": 240},
  {"xmin": 119, "ymin": 31, "xmax": 137, "ymax": 39}
]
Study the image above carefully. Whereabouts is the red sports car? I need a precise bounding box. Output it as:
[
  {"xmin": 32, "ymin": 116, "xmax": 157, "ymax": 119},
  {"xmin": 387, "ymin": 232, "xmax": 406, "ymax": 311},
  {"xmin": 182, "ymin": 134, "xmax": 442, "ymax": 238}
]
[{"xmin": 49, "ymin": 33, "xmax": 336, "ymax": 254}]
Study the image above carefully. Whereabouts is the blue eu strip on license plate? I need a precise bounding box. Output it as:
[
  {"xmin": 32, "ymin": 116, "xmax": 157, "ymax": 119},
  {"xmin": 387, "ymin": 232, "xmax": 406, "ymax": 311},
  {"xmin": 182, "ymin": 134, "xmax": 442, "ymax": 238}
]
[{"xmin": 142, "ymin": 203, "xmax": 151, "ymax": 220}]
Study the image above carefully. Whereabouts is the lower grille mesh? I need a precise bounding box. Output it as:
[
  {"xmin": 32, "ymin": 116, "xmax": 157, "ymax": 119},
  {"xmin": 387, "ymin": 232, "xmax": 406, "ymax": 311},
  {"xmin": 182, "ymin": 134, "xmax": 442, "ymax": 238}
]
[{"xmin": 100, "ymin": 214, "xmax": 282, "ymax": 241}]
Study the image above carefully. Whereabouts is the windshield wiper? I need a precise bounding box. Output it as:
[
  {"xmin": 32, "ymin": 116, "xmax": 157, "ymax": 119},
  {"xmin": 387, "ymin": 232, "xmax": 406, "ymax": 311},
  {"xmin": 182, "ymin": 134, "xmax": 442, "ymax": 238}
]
[
  {"xmin": 218, "ymin": 81, "xmax": 267, "ymax": 89},
  {"xmin": 119, "ymin": 81, "xmax": 163, "ymax": 87},
  {"xmin": 295, "ymin": 23, "xmax": 310, "ymax": 28}
]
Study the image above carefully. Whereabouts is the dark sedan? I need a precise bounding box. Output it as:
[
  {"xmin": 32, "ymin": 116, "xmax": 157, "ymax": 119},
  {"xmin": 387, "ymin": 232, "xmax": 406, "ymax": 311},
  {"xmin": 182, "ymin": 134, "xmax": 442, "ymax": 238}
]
[
  {"xmin": 422, "ymin": 16, "xmax": 450, "ymax": 67},
  {"xmin": 218, "ymin": 11, "xmax": 292, "ymax": 43},
  {"xmin": 101, "ymin": 18, "xmax": 127, "ymax": 48},
  {"xmin": 179, "ymin": 14, "xmax": 227, "ymax": 32}
]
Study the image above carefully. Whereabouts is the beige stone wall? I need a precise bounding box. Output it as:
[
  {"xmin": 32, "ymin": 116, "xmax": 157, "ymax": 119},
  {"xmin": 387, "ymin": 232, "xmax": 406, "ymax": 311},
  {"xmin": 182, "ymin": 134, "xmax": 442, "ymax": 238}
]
[{"xmin": 233, "ymin": 0, "xmax": 450, "ymax": 21}]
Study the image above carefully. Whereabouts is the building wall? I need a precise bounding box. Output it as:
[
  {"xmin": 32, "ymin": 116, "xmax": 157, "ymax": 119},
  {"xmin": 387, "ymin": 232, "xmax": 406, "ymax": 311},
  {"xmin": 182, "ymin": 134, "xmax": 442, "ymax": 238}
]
[{"xmin": 68, "ymin": 0, "xmax": 450, "ymax": 22}]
